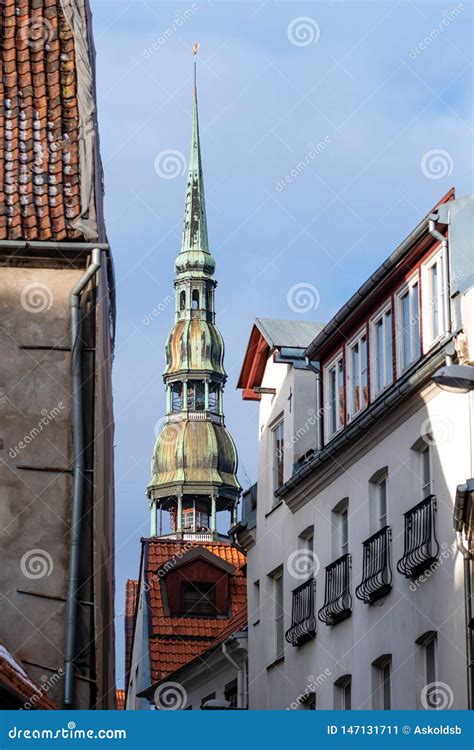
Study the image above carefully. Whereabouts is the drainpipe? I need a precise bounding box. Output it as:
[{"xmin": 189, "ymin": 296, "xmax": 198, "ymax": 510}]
[
  {"xmin": 428, "ymin": 214, "xmax": 452, "ymax": 365},
  {"xmin": 222, "ymin": 640, "xmax": 246, "ymax": 709},
  {"xmin": 64, "ymin": 248, "xmax": 102, "ymax": 707}
]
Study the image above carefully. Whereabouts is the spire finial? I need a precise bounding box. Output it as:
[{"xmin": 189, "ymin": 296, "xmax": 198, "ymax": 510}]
[{"xmin": 193, "ymin": 42, "xmax": 200, "ymax": 91}]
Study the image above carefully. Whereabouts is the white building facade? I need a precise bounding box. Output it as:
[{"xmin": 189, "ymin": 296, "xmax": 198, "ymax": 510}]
[{"xmin": 236, "ymin": 190, "xmax": 474, "ymax": 710}]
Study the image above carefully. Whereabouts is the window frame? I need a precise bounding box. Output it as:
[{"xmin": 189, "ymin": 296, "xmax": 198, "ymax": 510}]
[
  {"xmin": 395, "ymin": 273, "xmax": 421, "ymax": 376},
  {"xmin": 334, "ymin": 675, "xmax": 352, "ymax": 710},
  {"xmin": 274, "ymin": 571, "xmax": 284, "ymax": 661},
  {"xmin": 324, "ymin": 351, "xmax": 344, "ymax": 442},
  {"xmin": 377, "ymin": 474, "xmax": 388, "ymax": 528},
  {"xmin": 372, "ymin": 655, "xmax": 391, "ymax": 710},
  {"xmin": 421, "ymin": 247, "xmax": 446, "ymax": 351},
  {"xmin": 272, "ymin": 418, "xmax": 285, "ymax": 495},
  {"xmin": 346, "ymin": 326, "xmax": 369, "ymax": 421},
  {"xmin": 370, "ymin": 301, "xmax": 393, "ymax": 397},
  {"xmin": 181, "ymin": 581, "xmax": 217, "ymax": 617}
]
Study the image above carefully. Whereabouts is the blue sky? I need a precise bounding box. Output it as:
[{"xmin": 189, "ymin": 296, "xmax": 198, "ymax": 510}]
[{"xmin": 89, "ymin": 0, "xmax": 472, "ymax": 685}]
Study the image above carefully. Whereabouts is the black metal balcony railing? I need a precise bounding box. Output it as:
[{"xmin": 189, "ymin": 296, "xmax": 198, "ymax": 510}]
[
  {"xmin": 285, "ymin": 578, "xmax": 316, "ymax": 647},
  {"xmin": 318, "ymin": 553, "xmax": 352, "ymax": 626},
  {"xmin": 355, "ymin": 526, "xmax": 392, "ymax": 604},
  {"xmin": 397, "ymin": 495, "xmax": 439, "ymax": 579}
]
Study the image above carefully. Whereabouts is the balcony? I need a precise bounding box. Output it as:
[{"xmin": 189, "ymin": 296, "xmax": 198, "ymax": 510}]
[
  {"xmin": 285, "ymin": 578, "xmax": 316, "ymax": 647},
  {"xmin": 397, "ymin": 495, "xmax": 439, "ymax": 579},
  {"xmin": 318, "ymin": 553, "xmax": 352, "ymax": 626},
  {"xmin": 355, "ymin": 526, "xmax": 392, "ymax": 604}
]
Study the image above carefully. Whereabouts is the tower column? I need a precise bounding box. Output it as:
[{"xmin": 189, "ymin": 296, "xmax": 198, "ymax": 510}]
[
  {"xmin": 149, "ymin": 499, "xmax": 157, "ymax": 536},
  {"xmin": 176, "ymin": 494, "xmax": 183, "ymax": 533},
  {"xmin": 232, "ymin": 500, "xmax": 238, "ymax": 527},
  {"xmin": 211, "ymin": 495, "xmax": 217, "ymax": 533}
]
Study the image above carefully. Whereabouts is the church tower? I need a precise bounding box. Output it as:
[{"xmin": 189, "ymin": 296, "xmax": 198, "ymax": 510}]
[{"xmin": 147, "ymin": 49, "xmax": 241, "ymax": 541}]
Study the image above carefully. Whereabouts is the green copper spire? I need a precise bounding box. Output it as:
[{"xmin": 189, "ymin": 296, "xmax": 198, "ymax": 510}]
[
  {"xmin": 175, "ymin": 46, "xmax": 215, "ymax": 277},
  {"xmin": 147, "ymin": 45, "xmax": 241, "ymax": 541}
]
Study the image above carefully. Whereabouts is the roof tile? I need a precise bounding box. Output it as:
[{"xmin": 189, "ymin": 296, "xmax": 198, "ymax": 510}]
[{"xmin": 141, "ymin": 539, "xmax": 247, "ymax": 684}]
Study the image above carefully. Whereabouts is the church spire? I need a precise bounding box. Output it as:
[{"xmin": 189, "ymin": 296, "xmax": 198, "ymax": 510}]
[
  {"xmin": 147, "ymin": 46, "xmax": 241, "ymax": 541},
  {"xmin": 176, "ymin": 44, "xmax": 214, "ymax": 275}
]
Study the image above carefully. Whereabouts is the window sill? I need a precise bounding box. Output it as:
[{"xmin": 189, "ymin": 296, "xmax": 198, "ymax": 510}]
[
  {"xmin": 265, "ymin": 500, "xmax": 283, "ymax": 518},
  {"xmin": 267, "ymin": 655, "xmax": 285, "ymax": 671}
]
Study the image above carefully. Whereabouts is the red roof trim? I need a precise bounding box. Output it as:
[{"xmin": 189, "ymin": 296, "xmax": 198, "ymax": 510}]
[{"xmin": 237, "ymin": 325, "xmax": 271, "ymax": 399}]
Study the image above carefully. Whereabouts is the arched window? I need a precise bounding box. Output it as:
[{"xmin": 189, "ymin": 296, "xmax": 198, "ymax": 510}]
[
  {"xmin": 180, "ymin": 291, "xmax": 186, "ymax": 311},
  {"xmin": 192, "ymin": 289, "xmax": 200, "ymax": 310}
]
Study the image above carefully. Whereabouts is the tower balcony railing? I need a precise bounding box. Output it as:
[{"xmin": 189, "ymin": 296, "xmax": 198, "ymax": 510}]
[
  {"xmin": 355, "ymin": 526, "xmax": 392, "ymax": 604},
  {"xmin": 285, "ymin": 578, "xmax": 316, "ymax": 647},
  {"xmin": 397, "ymin": 495, "xmax": 439, "ymax": 579},
  {"xmin": 318, "ymin": 553, "xmax": 352, "ymax": 626}
]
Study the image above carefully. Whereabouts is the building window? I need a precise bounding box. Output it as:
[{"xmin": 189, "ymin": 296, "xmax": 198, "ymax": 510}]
[
  {"xmin": 272, "ymin": 419, "xmax": 284, "ymax": 493},
  {"xmin": 300, "ymin": 692, "xmax": 316, "ymax": 710},
  {"xmin": 422, "ymin": 249, "xmax": 446, "ymax": 349},
  {"xmin": 331, "ymin": 498, "xmax": 349, "ymax": 558},
  {"xmin": 372, "ymin": 655, "xmax": 391, "ymax": 710},
  {"xmin": 224, "ymin": 679, "xmax": 238, "ymax": 709},
  {"xmin": 208, "ymin": 383, "xmax": 219, "ymax": 413},
  {"xmin": 181, "ymin": 582, "xmax": 216, "ymax": 617},
  {"xmin": 420, "ymin": 444, "xmax": 431, "ymax": 499},
  {"xmin": 334, "ymin": 675, "xmax": 351, "ymax": 709},
  {"xmin": 192, "ymin": 289, "xmax": 200, "ymax": 309},
  {"xmin": 272, "ymin": 570, "xmax": 284, "ymax": 660},
  {"xmin": 416, "ymin": 632, "xmax": 437, "ymax": 709},
  {"xmin": 170, "ymin": 383, "xmax": 182, "ymax": 412},
  {"xmin": 377, "ymin": 474, "xmax": 388, "ymax": 528},
  {"xmin": 181, "ymin": 507, "xmax": 210, "ymax": 531},
  {"xmin": 325, "ymin": 353, "xmax": 344, "ymax": 440},
  {"xmin": 187, "ymin": 381, "xmax": 205, "ymax": 411},
  {"xmin": 179, "ymin": 290, "xmax": 186, "ymax": 310},
  {"xmin": 347, "ymin": 328, "xmax": 368, "ymax": 419},
  {"xmin": 253, "ymin": 580, "xmax": 260, "ymax": 625},
  {"xmin": 396, "ymin": 276, "xmax": 420, "ymax": 374},
  {"xmin": 371, "ymin": 304, "xmax": 393, "ymax": 395}
]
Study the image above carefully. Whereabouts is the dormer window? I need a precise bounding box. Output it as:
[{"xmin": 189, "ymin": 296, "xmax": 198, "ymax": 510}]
[
  {"xmin": 159, "ymin": 547, "xmax": 235, "ymax": 619},
  {"xmin": 181, "ymin": 582, "xmax": 217, "ymax": 616}
]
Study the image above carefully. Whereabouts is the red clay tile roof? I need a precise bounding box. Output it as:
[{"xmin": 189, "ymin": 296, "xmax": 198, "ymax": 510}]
[
  {"xmin": 143, "ymin": 539, "xmax": 246, "ymax": 684},
  {"xmin": 0, "ymin": 0, "xmax": 102, "ymax": 241},
  {"xmin": 0, "ymin": 644, "xmax": 57, "ymax": 709},
  {"xmin": 124, "ymin": 579, "xmax": 138, "ymax": 693},
  {"xmin": 116, "ymin": 689, "xmax": 125, "ymax": 711}
]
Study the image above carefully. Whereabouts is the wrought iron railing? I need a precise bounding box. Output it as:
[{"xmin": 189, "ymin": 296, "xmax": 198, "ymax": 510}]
[
  {"xmin": 318, "ymin": 553, "xmax": 352, "ymax": 625},
  {"xmin": 397, "ymin": 495, "xmax": 439, "ymax": 578},
  {"xmin": 285, "ymin": 578, "xmax": 316, "ymax": 646},
  {"xmin": 355, "ymin": 526, "xmax": 392, "ymax": 604}
]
